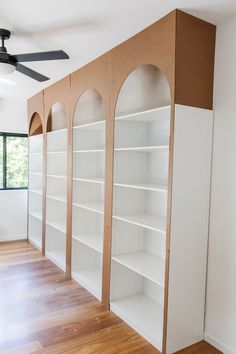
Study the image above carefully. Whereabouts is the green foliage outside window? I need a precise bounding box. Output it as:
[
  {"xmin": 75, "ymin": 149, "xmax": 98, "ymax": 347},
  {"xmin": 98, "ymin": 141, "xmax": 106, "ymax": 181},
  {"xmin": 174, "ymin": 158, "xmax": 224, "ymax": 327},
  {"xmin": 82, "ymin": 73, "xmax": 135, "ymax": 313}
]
[{"xmin": 0, "ymin": 133, "xmax": 28, "ymax": 189}]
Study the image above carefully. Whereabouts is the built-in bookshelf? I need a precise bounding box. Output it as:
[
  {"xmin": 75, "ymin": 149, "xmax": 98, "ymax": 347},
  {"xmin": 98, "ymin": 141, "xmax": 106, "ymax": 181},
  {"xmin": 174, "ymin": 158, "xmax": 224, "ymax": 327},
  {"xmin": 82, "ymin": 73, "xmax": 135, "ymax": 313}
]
[
  {"xmin": 110, "ymin": 65, "xmax": 171, "ymax": 351},
  {"xmin": 71, "ymin": 89, "xmax": 105, "ymax": 300},
  {"xmin": 28, "ymin": 131, "xmax": 43, "ymax": 250},
  {"xmin": 45, "ymin": 103, "xmax": 67, "ymax": 271}
]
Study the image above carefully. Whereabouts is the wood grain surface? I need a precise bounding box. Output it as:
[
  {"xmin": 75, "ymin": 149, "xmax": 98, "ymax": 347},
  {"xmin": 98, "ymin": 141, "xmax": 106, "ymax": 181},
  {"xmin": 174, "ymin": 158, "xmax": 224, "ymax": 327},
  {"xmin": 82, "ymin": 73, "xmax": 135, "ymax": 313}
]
[{"xmin": 0, "ymin": 241, "xmax": 221, "ymax": 354}]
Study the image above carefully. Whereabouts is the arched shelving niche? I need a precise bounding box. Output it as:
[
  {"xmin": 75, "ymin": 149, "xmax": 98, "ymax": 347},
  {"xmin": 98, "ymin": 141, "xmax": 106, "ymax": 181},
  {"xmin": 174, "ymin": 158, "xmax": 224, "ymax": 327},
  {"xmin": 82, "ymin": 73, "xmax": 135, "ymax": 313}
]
[
  {"xmin": 45, "ymin": 103, "xmax": 68, "ymax": 271},
  {"xmin": 110, "ymin": 65, "xmax": 171, "ymax": 351},
  {"xmin": 71, "ymin": 89, "xmax": 105, "ymax": 300},
  {"xmin": 28, "ymin": 112, "xmax": 44, "ymax": 250}
]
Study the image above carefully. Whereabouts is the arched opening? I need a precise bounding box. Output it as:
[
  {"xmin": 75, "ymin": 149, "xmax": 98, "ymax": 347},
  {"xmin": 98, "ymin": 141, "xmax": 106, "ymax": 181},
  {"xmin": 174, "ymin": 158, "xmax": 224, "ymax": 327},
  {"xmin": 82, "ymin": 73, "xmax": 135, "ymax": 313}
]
[{"xmin": 29, "ymin": 112, "xmax": 43, "ymax": 136}]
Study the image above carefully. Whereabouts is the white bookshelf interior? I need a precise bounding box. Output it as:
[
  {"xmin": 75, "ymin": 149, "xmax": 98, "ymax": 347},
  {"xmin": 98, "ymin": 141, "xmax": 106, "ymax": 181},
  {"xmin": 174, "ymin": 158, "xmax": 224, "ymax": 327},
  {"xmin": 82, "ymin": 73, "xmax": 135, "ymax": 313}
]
[
  {"xmin": 72, "ymin": 89, "xmax": 105, "ymax": 300},
  {"xmin": 110, "ymin": 64, "xmax": 171, "ymax": 351},
  {"xmin": 45, "ymin": 103, "xmax": 67, "ymax": 271},
  {"xmin": 28, "ymin": 131, "xmax": 43, "ymax": 250}
]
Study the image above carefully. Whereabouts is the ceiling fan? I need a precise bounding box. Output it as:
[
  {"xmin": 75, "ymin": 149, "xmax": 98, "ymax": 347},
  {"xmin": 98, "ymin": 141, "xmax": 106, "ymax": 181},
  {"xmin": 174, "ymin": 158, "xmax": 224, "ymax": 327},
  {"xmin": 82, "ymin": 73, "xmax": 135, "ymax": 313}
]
[{"xmin": 0, "ymin": 28, "xmax": 69, "ymax": 82}]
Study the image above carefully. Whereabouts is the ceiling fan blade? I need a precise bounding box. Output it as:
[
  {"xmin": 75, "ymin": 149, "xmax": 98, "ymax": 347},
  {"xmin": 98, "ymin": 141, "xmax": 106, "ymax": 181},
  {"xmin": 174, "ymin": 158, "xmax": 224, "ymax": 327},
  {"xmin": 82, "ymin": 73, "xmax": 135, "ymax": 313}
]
[
  {"xmin": 13, "ymin": 50, "xmax": 69, "ymax": 62},
  {"xmin": 16, "ymin": 63, "xmax": 49, "ymax": 82}
]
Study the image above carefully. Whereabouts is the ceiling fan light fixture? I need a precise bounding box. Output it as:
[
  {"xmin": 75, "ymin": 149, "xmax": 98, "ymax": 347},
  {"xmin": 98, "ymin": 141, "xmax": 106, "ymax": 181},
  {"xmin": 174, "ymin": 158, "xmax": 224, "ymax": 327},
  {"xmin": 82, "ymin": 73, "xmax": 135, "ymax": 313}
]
[{"xmin": 0, "ymin": 62, "xmax": 15, "ymax": 75}]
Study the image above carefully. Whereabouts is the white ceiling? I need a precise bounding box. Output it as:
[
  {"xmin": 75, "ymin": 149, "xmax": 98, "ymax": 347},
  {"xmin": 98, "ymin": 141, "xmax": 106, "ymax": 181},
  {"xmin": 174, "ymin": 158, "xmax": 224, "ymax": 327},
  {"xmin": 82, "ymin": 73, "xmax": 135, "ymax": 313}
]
[{"xmin": 1, "ymin": 0, "xmax": 236, "ymax": 101}]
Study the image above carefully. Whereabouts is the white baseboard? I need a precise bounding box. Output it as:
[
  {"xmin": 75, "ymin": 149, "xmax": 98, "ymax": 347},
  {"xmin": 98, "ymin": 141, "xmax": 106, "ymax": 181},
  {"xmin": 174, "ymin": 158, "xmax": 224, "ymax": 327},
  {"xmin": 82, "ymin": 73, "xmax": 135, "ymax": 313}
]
[
  {"xmin": 0, "ymin": 235, "xmax": 27, "ymax": 242},
  {"xmin": 204, "ymin": 333, "xmax": 236, "ymax": 354}
]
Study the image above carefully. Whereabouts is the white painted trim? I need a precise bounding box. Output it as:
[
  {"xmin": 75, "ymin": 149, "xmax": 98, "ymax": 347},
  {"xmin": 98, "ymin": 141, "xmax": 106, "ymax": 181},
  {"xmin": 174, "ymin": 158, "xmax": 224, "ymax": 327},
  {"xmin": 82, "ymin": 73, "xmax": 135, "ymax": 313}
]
[
  {"xmin": 204, "ymin": 333, "xmax": 236, "ymax": 354},
  {"xmin": 0, "ymin": 235, "xmax": 27, "ymax": 242}
]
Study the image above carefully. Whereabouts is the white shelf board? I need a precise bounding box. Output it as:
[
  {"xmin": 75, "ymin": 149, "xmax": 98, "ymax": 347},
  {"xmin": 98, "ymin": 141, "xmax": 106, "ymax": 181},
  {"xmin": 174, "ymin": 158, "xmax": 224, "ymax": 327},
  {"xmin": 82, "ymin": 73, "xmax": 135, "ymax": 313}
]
[
  {"xmin": 112, "ymin": 251, "xmax": 165, "ymax": 286},
  {"xmin": 73, "ymin": 177, "xmax": 104, "ymax": 185},
  {"xmin": 29, "ymin": 189, "xmax": 42, "ymax": 195},
  {"xmin": 46, "ymin": 249, "xmax": 66, "ymax": 272},
  {"xmin": 73, "ymin": 120, "xmax": 105, "ymax": 130},
  {"xmin": 111, "ymin": 294, "xmax": 163, "ymax": 351},
  {"xmin": 73, "ymin": 149, "xmax": 105, "ymax": 153},
  {"xmin": 115, "ymin": 145, "xmax": 168, "ymax": 152},
  {"xmin": 73, "ymin": 234, "xmax": 103, "ymax": 253},
  {"xmin": 73, "ymin": 201, "xmax": 104, "ymax": 215},
  {"xmin": 114, "ymin": 182, "xmax": 167, "ymax": 192},
  {"xmin": 47, "ymin": 128, "xmax": 67, "ymax": 135},
  {"xmin": 115, "ymin": 105, "xmax": 171, "ymax": 123},
  {"xmin": 47, "ymin": 174, "xmax": 67, "ymax": 180},
  {"xmin": 72, "ymin": 267, "xmax": 102, "ymax": 300},
  {"xmin": 113, "ymin": 213, "xmax": 166, "ymax": 233},
  {"xmin": 29, "ymin": 172, "xmax": 42, "ymax": 176},
  {"xmin": 29, "ymin": 211, "xmax": 42, "ymax": 221},
  {"xmin": 47, "ymin": 151, "xmax": 67, "ymax": 154},
  {"xmin": 30, "ymin": 152, "xmax": 42, "ymax": 155},
  {"xmin": 47, "ymin": 194, "xmax": 66, "ymax": 203},
  {"xmin": 46, "ymin": 220, "xmax": 66, "ymax": 234}
]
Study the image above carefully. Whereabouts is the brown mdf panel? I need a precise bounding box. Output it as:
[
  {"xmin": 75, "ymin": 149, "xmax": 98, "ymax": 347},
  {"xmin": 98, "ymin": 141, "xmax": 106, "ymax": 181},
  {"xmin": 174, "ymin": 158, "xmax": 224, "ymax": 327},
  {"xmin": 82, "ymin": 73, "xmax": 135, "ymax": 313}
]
[
  {"xmin": 29, "ymin": 113, "xmax": 43, "ymax": 136},
  {"xmin": 44, "ymin": 76, "xmax": 72, "ymax": 278},
  {"xmin": 175, "ymin": 10, "xmax": 216, "ymax": 109},
  {"xmin": 44, "ymin": 76, "xmax": 71, "ymax": 128},
  {"xmin": 70, "ymin": 53, "xmax": 110, "ymax": 114},
  {"xmin": 110, "ymin": 10, "xmax": 176, "ymax": 103},
  {"xmin": 71, "ymin": 54, "xmax": 112, "ymax": 308}
]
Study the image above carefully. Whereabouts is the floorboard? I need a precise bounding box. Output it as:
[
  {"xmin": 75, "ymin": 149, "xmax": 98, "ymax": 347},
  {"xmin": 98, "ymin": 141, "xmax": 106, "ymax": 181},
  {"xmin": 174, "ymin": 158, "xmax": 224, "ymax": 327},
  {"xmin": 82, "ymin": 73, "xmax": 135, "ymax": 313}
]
[{"xmin": 0, "ymin": 240, "xmax": 222, "ymax": 354}]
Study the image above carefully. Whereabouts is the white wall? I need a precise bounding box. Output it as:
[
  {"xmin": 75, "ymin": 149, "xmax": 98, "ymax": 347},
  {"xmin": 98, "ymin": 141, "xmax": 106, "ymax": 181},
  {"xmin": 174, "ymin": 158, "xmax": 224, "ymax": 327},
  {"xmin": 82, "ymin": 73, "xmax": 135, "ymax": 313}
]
[
  {"xmin": 0, "ymin": 98, "xmax": 28, "ymax": 241},
  {"xmin": 205, "ymin": 16, "xmax": 236, "ymax": 354}
]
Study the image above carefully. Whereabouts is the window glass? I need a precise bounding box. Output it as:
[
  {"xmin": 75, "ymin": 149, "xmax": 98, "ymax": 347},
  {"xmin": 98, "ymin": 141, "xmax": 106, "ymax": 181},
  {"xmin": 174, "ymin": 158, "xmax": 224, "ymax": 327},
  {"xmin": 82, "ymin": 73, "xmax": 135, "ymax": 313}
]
[
  {"xmin": 6, "ymin": 136, "xmax": 28, "ymax": 188},
  {"xmin": 0, "ymin": 136, "xmax": 3, "ymax": 189}
]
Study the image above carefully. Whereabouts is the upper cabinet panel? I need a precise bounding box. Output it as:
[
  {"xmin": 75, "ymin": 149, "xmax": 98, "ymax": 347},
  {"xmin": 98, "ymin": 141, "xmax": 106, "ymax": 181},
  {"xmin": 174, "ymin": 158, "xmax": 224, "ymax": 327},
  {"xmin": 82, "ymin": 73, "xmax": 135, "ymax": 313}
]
[{"xmin": 44, "ymin": 77, "xmax": 70, "ymax": 129}]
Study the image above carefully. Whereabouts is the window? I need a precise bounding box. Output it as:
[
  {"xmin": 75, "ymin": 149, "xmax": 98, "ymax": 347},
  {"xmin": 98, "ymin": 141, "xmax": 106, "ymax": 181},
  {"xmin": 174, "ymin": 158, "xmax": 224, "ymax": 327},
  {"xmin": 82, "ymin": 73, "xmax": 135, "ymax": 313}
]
[{"xmin": 0, "ymin": 133, "xmax": 28, "ymax": 190}]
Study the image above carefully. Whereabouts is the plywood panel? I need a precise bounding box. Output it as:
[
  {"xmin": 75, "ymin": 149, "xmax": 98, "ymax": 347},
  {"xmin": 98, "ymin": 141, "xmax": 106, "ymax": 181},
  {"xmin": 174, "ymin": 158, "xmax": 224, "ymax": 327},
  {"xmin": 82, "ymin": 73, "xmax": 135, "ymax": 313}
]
[
  {"xmin": 28, "ymin": 90, "xmax": 44, "ymax": 132},
  {"xmin": 175, "ymin": 10, "xmax": 216, "ymax": 109}
]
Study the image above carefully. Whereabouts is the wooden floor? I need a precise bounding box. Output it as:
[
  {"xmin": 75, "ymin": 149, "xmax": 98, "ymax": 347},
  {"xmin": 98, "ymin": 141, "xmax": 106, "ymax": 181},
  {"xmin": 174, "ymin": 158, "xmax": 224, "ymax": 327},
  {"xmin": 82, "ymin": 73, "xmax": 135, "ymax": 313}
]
[{"xmin": 0, "ymin": 241, "xmax": 222, "ymax": 354}]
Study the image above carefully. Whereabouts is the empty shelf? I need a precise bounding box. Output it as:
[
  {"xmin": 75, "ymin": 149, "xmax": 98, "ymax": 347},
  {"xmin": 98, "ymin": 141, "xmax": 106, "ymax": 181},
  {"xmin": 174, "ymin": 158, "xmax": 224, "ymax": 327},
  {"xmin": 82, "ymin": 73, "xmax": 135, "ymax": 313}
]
[
  {"xmin": 29, "ymin": 172, "xmax": 42, "ymax": 176},
  {"xmin": 46, "ymin": 249, "xmax": 65, "ymax": 271},
  {"xmin": 115, "ymin": 105, "xmax": 171, "ymax": 122},
  {"xmin": 47, "ymin": 151, "xmax": 67, "ymax": 154},
  {"xmin": 113, "ymin": 213, "xmax": 166, "ymax": 233},
  {"xmin": 47, "ymin": 174, "xmax": 67, "ymax": 180},
  {"xmin": 74, "ymin": 149, "xmax": 104, "ymax": 153},
  {"xmin": 72, "ymin": 267, "xmax": 102, "ymax": 300},
  {"xmin": 73, "ymin": 234, "xmax": 103, "ymax": 253},
  {"xmin": 114, "ymin": 182, "xmax": 167, "ymax": 192},
  {"xmin": 73, "ymin": 201, "xmax": 104, "ymax": 215},
  {"xmin": 112, "ymin": 251, "xmax": 165, "ymax": 286},
  {"xmin": 46, "ymin": 220, "xmax": 66, "ymax": 234},
  {"xmin": 115, "ymin": 146, "xmax": 168, "ymax": 152},
  {"xmin": 29, "ymin": 189, "xmax": 42, "ymax": 195},
  {"xmin": 47, "ymin": 194, "xmax": 66, "ymax": 203},
  {"xmin": 29, "ymin": 211, "xmax": 42, "ymax": 221},
  {"xmin": 73, "ymin": 120, "xmax": 105, "ymax": 130},
  {"xmin": 73, "ymin": 177, "xmax": 104, "ymax": 184},
  {"xmin": 111, "ymin": 294, "xmax": 163, "ymax": 350}
]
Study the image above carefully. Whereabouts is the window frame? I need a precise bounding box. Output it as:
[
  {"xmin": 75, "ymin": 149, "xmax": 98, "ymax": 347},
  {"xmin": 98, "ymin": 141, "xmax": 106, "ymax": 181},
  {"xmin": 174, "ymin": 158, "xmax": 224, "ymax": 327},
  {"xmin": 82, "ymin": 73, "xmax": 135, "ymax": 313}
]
[{"xmin": 0, "ymin": 132, "xmax": 28, "ymax": 190}]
